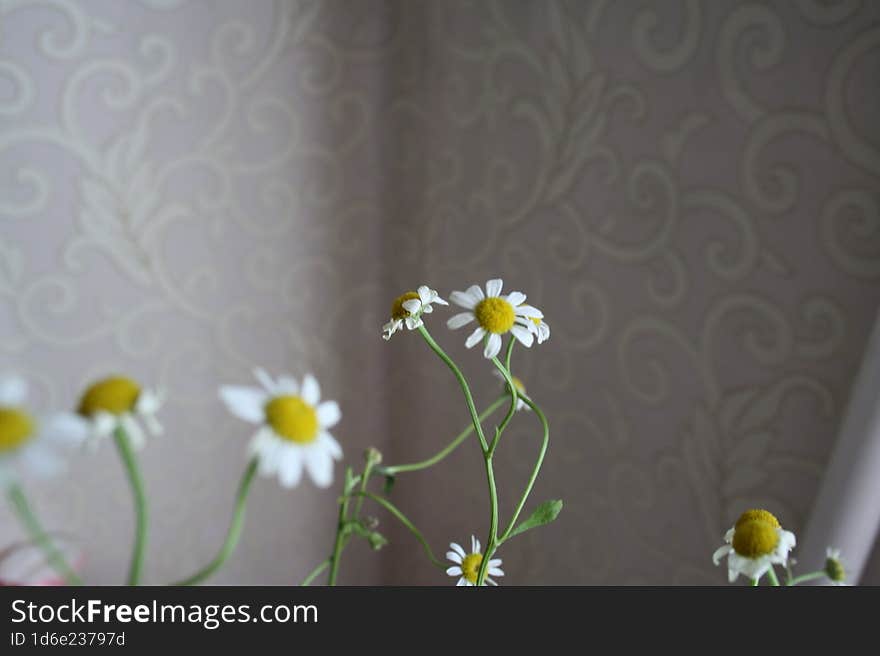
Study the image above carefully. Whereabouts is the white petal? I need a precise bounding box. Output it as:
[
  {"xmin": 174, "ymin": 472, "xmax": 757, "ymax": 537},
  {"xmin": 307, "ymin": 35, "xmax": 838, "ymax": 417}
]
[
  {"xmin": 19, "ymin": 444, "xmax": 63, "ymax": 479},
  {"xmin": 433, "ymin": 295, "xmax": 448, "ymax": 305},
  {"xmin": 456, "ymin": 578, "xmax": 467, "ymax": 586},
  {"xmin": 316, "ymin": 401, "xmax": 341, "ymax": 429},
  {"xmin": 405, "ymin": 316, "xmax": 423, "ymax": 330},
  {"xmin": 40, "ymin": 413, "xmax": 89, "ymax": 447},
  {"xmin": 488, "ymin": 558, "xmax": 502, "ymax": 567},
  {"xmin": 0, "ymin": 375, "xmax": 27, "ymax": 406},
  {"xmin": 303, "ymin": 446, "xmax": 333, "ymax": 487},
  {"xmin": 505, "ymin": 291, "xmax": 526, "ymax": 306},
  {"xmin": 318, "ymin": 432, "xmax": 343, "ymax": 460},
  {"xmin": 712, "ymin": 545, "xmax": 731, "ymax": 565},
  {"xmin": 450, "ymin": 290, "xmax": 478, "ymax": 310},
  {"xmin": 253, "ymin": 368, "xmax": 277, "ymax": 394},
  {"xmin": 120, "ymin": 414, "xmax": 146, "ymax": 449},
  {"xmin": 472, "ymin": 536, "xmax": 480, "ymax": 553},
  {"xmin": 485, "ymin": 279, "xmax": 503, "ymax": 297},
  {"xmin": 417, "ymin": 285, "xmax": 433, "ymax": 304},
  {"xmin": 446, "ymin": 551, "xmax": 463, "ymax": 564},
  {"xmin": 515, "ymin": 304, "xmax": 543, "ymax": 319},
  {"xmin": 483, "ymin": 333, "xmax": 502, "ymax": 359},
  {"xmin": 488, "ymin": 567, "xmax": 504, "ymax": 576},
  {"xmin": 465, "ymin": 327, "xmax": 486, "ymax": 349},
  {"xmin": 421, "ymin": 303, "xmax": 433, "ymax": 314},
  {"xmin": 465, "ymin": 284, "xmax": 485, "ymax": 301},
  {"xmin": 278, "ymin": 448, "xmax": 303, "ymax": 488},
  {"xmin": 301, "ymin": 374, "xmax": 321, "ymax": 406},
  {"xmin": 135, "ymin": 388, "xmax": 163, "ymax": 415},
  {"xmin": 402, "ymin": 299, "xmax": 422, "ymax": 314},
  {"xmin": 219, "ymin": 386, "xmax": 268, "ymax": 424},
  {"xmin": 486, "ymin": 577, "xmax": 498, "ymax": 586},
  {"xmin": 276, "ymin": 376, "xmax": 298, "ymax": 395},
  {"xmin": 510, "ymin": 324, "xmax": 534, "ymax": 348},
  {"xmin": 92, "ymin": 412, "xmax": 117, "ymax": 440},
  {"xmin": 446, "ymin": 566, "xmax": 462, "ymax": 576},
  {"xmin": 450, "ymin": 542, "xmax": 466, "ymax": 558},
  {"xmin": 141, "ymin": 412, "xmax": 163, "ymax": 437},
  {"xmin": 447, "ymin": 312, "xmax": 474, "ymax": 330}
]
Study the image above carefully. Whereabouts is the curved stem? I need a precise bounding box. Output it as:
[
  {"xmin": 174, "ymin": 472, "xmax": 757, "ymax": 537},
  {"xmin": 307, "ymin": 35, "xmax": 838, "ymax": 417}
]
[
  {"xmin": 417, "ymin": 325, "xmax": 489, "ymax": 453},
  {"xmin": 113, "ymin": 426, "xmax": 148, "ymax": 586},
  {"xmin": 766, "ymin": 566, "xmax": 780, "ymax": 586},
  {"xmin": 787, "ymin": 571, "xmax": 827, "ymax": 586},
  {"xmin": 327, "ymin": 467, "xmax": 353, "ymax": 585},
  {"xmin": 475, "ymin": 457, "xmax": 500, "ymax": 586},
  {"xmin": 171, "ymin": 458, "xmax": 258, "ymax": 586},
  {"xmin": 489, "ymin": 356, "xmax": 518, "ymax": 456},
  {"xmin": 353, "ymin": 491, "xmax": 445, "ymax": 569},
  {"xmin": 381, "ymin": 397, "xmax": 507, "ymax": 475},
  {"xmin": 300, "ymin": 559, "xmax": 330, "ymax": 586},
  {"xmin": 7, "ymin": 484, "xmax": 82, "ymax": 585},
  {"xmin": 499, "ymin": 396, "xmax": 550, "ymax": 543}
]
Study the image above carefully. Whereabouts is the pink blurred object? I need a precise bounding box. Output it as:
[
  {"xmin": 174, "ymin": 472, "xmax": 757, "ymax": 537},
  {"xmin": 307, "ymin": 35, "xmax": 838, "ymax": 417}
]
[{"xmin": 0, "ymin": 537, "xmax": 84, "ymax": 586}]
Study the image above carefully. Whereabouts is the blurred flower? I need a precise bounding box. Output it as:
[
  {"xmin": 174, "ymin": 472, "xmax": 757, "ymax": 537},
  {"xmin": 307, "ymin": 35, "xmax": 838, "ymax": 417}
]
[
  {"xmin": 446, "ymin": 534, "xmax": 504, "ymax": 586},
  {"xmin": 526, "ymin": 316, "xmax": 550, "ymax": 344},
  {"xmin": 712, "ymin": 509, "xmax": 796, "ymax": 583},
  {"xmin": 220, "ymin": 369, "xmax": 342, "ymax": 488},
  {"xmin": 447, "ymin": 278, "xmax": 543, "ymax": 358},
  {"xmin": 824, "ymin": 547, "xmax": 848, "ymax": 585},
  {"xmin": 77, "ymin": 375, "xmax": 163, "ymax": 449},
  {"xmin": 492, "ymin": 369, "xmax": 530, "ymax": 412},
  {"xmin": 0, "ymin": 374, "xmax": 88, "ymax": 486},
  {"xmin": 382, "ymin": 285, "xmax": 447, "ymax": 340}
]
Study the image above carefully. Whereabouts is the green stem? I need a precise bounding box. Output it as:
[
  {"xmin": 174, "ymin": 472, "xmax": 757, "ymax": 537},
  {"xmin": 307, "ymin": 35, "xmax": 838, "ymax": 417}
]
[
  {"xmin": 475, "ymin": 457, "xmax": 500, "ymax": 586},
  {"xmin": 381, "ymin": 397, "xmax": 507, "ymax": 475},
  {"xmin": 417, "ymin": 325, "xmax": 489, "ymax": 453},
  {"xmin": 353, "ymin": 491, "xmax": 445, "ymax": 569},
  {"xmin": 489, "ymin": 356, "xmax": 518, "ymax": 456},
  {"xmin": 300, "ymin": 559, "xmax": 330, "ymax": 586},
  {"xmin": 766, "ymin": 566, "xmax": 780, "ymax": 586},
  {"xmin": 327, "ymin": 467, "xmax": 353, "ymax": 585},
  {"xmin": 751, "ymin": 577, "xmax": 760, "ymax": 586},
  {"xmin": 113, "ymin": 426, "xmax": 148, "ymax": 586},
  {"xmin": 499, "ymin": 396, "xmax": 550, "ymax": 543},
  {"xmin": 7, "ymin": 484, "xmax": 82, "ymax": 585},
  {"xmin": 352, "ymin": 456, "xmax": 377, "ymax": 519},
  {"xmin": 787, "ymin": 571, "xmax": 827, "ymax": 586},
  {"xmin": 171, "ymin": 458, "xmax": 258, "ymax": 586}
]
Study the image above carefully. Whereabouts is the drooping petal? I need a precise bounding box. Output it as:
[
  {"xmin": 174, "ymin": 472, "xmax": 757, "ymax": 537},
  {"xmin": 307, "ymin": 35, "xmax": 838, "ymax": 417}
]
[
  {"xmin": 303, "ymin": 446, "xmax": 334, "ymax": 488},
  {"xmin": 483, "ymin": 333, "xmax": 502, "ymax": 359},
  {"xmin": 219, "ymin": 386, "xmax": 268, "ymax": 424},
  {"xmin": 465, "ymin": 327, "xmax": 486, "ymax": 349},
  {"xmin": 41, "ymin": 413, "xmax": 89, "ymax": 447},
  {"xmin": 485, "ymin": 279, "xmax": 503, "ymax": 298},
  {"xmin": 301, "ymin": 374, "xmax": 321, "ymax": 406},
  {"xmin": 515, "ymin": 304, "xmax": 543, "ymax": 319},
  {"xmin": 120, "ymin": 414, "xmax": 146, "ymax": 449},
  {"xmin": 447, "ymin": 312, "xmax": 475, "ymax": 329},
  {"xmin": 712, "ymin": 544, "xmax": 731, "ymax": 565},
  {"xmin": 19, "ymin": 444, "xmax": 63, "ymax": 479},
  {"xmin": 278, "ymin": 448, "xmax": 303, "ymax": 488},
  {"xmin": 317, "ymin": 401, "xmax": 341, "ymax": 429},
  {"xmin": 510, "ymin": 324, "xmax": 534, "ymax": 348},
  {"xmin": 402, "ymin": 299, "xmax": 422, "ymax": 315}
]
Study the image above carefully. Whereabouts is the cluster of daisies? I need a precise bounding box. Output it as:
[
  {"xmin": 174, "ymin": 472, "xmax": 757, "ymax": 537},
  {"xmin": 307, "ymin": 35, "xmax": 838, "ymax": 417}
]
[{"xmin": 713, "ymin": 508, "xmax": 848, "ymax": 585}]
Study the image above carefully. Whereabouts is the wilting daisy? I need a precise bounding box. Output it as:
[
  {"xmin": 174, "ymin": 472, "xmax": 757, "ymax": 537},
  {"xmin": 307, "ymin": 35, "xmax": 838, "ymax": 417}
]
[
  {"xmin": 712, "ymin": 509, "xmax": 796, "ymax": 583},
  {"xmin": 382, "ymin": 285, "xmax": 448, "ymax": 340},
  {"xmin": 0, "ymin": 374, "xmax": 88, "ymax": 486},
  {"xmin": 492, "ymin": 369, "xmax": 530, "ymax": 412},
  {"xmin": 447, "ymin": 279, "xmax": 543, "ymax": 359},
  {"xmin": 219, "ymin": 369, "xmax": 342, "ymax": 488},
  {"xmin": 446, "ymin": 534, "xmax": 504, "ymax": 586},
  {"xmin": 824, "ymin": 547, "xmax": 848, "ymax": 585},
  {"xmin": 525, "ymin": 316, "xmax": 550, "ymax": 344},
  {"xmin": 77, "ymin": 376, "xmax": 163, "ymax": 449}
]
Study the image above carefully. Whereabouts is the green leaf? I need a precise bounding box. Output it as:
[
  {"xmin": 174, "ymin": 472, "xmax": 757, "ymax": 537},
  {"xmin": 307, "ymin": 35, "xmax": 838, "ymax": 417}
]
[
  {"xmin": 508, "ymin": 500, "xmax": 563, "ymax": 539},
  {"xmin": 383, "ymin": 474, "xmax": 396, "ymax": 495}
]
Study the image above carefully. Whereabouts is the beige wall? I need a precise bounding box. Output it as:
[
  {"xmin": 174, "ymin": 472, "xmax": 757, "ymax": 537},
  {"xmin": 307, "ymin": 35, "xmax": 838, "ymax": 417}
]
[{"xmin": 2, "ymin": 0, "xmax": 879, "ymax": 585}]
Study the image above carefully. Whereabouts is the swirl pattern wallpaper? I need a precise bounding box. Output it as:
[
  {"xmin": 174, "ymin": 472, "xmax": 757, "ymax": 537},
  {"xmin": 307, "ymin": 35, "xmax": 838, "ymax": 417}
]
[{"xmin": 1, "ymin": 0, "xmax": 880, "ymax": 585}]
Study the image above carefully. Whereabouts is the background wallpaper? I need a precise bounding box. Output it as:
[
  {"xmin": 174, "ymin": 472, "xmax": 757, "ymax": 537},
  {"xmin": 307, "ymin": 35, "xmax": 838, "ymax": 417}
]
[{"xmin": 1, "ymin": 0, "xmax": 879, "ymax": 585}]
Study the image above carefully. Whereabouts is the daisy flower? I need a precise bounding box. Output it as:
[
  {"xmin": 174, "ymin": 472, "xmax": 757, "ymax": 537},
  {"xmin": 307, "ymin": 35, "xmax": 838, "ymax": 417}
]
[
  {"xmin": 446, "ymin": 534, "xmax": 504, "ymax": 586},
  {"xmin": 0, "ymin": 374, "xmax": 88, "ymax": 486},
  {"xmin": 492, "ymin": 369, "xmax": 530, "ymax": 412},
  {"xmin": 526, "ymin": 316, "xmax": 550, "ymax": 344},
  {"xmin": 77, "ymin": 375, "xmax": 163, "ymax": 449},
  {"xmin": 824, "ymin": 547, "xmax": 848, "ymax": 585},
  {"xmin": 447, "ymin": 278, "xmax": 543, "ymax": 359},
  {"xmin": 382, "ymin": 285, "xmax": 448, "ymax": 340},
  {"xmin": 712, "ymin": 509, "xmax": 796, "ymax": 583},
  {"xmin": 219, "ymin": 369, "xmax": 342, "ymax": 488}
]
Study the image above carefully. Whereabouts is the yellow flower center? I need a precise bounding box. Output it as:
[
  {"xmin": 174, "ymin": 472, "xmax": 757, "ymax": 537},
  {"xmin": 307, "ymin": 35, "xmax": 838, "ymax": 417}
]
[
  {"xmin": 530, "ymin": 317, "xmax": 542, "ymax": 326},
  {"xmin": 475, "ymin": 297, "xmax": 515, "ymax": 334},
  {"xmin": 0, "ymin": 407, "xmax": 35, "ymax": 453},
  {"xmin": 391, "ymin": 291, "xmax": 420, "ymax": 321},
  {"xmin": 264, "ymin": 395, "xmax": 319, "ymax": 444},
  {"xmin": 735, "ymin": 509, "xmax": 781, "ymax": 530},
  {"xmin": 510, "ymin": 376, "xmax": 527, "ymax": 396},
  {"xmin": 461, "ymin": 552, "xmax": 483, "ymax": 584},
  {"xmin": 78, "ymin": 376, "xmax": 141, "ymax": 416},
  {"xmin": 732, "ymin": 520, "xmax": 780, "ymax": 558}
]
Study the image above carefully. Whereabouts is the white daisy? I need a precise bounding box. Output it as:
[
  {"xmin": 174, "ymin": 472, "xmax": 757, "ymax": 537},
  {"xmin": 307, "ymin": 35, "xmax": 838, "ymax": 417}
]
[
  {"xmin": 77, "ymin": 375, "xmax": 164, "ymax": 449},
  {"xmin": 447, "ymin": 278, "xmax": 544, "ymax": 359},
  {"xmin": 525, "ymin": 316, "xmax": 550, "ymax": 344},
  {"xmin": 712, "ymin": 509, "xmax": 796, "ymax": 583},
  {"xmin": 446, "ymin": 534, "xmax": 504, "ymax": 586},
  {"xmin": 219, "ymin": 369, "xmax": 342, "ymax": 488},
  {"xmin": 0, "ymin": 374, "xmax": 88, "ymax": 486},
  {"xmin": 824, "ymin": 547, "xmax": 848, "ymax": 585},
  {"xmin": 382, "ymin": 285, "xmax": 448, "ymax": 340},
  {"xmin": 492, "ymin": 369, "xmax": 530, "ymax": 412}
]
